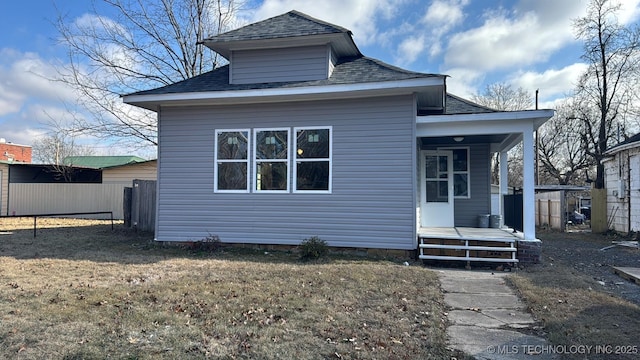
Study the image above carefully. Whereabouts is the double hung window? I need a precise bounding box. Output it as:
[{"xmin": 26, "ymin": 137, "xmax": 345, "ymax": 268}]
[
  {"xmin": 254, "ymin": 129, "xmax": 289, "ymax": 192},
  {"xmin": 215, "ymin": 130, "xmax": 250, "ymax": 192},
  {"xmin": 452, "ymin": 148, "xmax": 469, "ymax": 198},
  {"xmin": 294, "ymin": 127, "xmax": 331, "ymax": 192}
]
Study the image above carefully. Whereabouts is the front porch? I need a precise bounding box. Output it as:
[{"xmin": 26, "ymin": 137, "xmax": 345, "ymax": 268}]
[{"xmin": 418, "ymin": 227, "xmax": 522, "ymax": 263}]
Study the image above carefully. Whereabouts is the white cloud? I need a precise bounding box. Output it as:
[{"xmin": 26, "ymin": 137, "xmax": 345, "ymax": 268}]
[
  {"xmin": 444, "ymin": 67, "xmax": 485, "ymax": 98},
  {"xmin": 397, "ymin": 35, "xmax": 426, "ymax": 66},
  {"xmin": 250, "ymin": 0, "xmax": 408, "ymax": 46},
  {"xmin": 445, "ymin": 11, "xmax": 562, "ymax": 71},
  {"xmin": 0, "ymin": 49, "xmax": 77, "ymax": 117},
  {"xmin": 421, "ymin": 0, "xmax": 468, "ymax": 58},
  {"xmin": 617, "ymin": 0, "xmax": 640, "ymax": 25},
  {"xmin": 507, "ymin": 63, "xmax": 589, "ymax": 101},
  {"xmin": 440, "ymin": 0, "xmax": 587, "ymax": 94},
  {"xmin": 423, "ymin": 0, "xmax": 467, "ymax": 35}
]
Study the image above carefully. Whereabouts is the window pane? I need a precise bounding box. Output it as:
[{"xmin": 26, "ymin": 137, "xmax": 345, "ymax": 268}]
[
  {"xmin": 217, "ymin": 163, "xmax": 247, "ymax": 190},
  {"xmin": 438, "ymin": 180, "xmax": 449, "ymax": 198},
  {"xmin": 426, "ymin": 180, "xmax": 447, "ymax": 203},
  {"xmin": 296, "ymin": 129, "xmax": 329, "ymax": 159},
  {"xmin": 425, "ymin": 156, "xmax": 437, "ymax": 178},
  {"xmin": 438, "ymin": 155, "xmax": 448, "ymax": 172},
  {"xmin": 256, "ymin": 162, "xmax": 287, "ymax": 190},
  {"xmin": 217, "ymin": 131, "xmax": 248, "ymax": 160},
  {"xmin": 454, "ymin": 174, "xmax": 468, "ymax": 197},
  {"xmin": 453, "ymin": 149, "xmax": 468, "ymax": 172},
  {"xmin": 256, "ymin": 130, "xmax": 288, "ymax": 160},
  {"xmin": 296, "ymin": 161, "xmax": 329, "ymax": 190}
]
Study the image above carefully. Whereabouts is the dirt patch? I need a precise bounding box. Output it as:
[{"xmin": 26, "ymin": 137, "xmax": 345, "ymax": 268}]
[
  {"xmin": 533, "ymin": 229, "xmax": 640, "ymax": 305},
  {"xmin": 507, "ymin": 230, "xmax": 640, "ymax": 360}
]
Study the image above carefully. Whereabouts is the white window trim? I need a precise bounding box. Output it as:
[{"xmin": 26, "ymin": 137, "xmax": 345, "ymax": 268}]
[
  {"xmin": 214, "ymin": 129, "xmax": 250, "ymax": 193},
  {"xmin": 293, "ymin": 126, "xmax": 333, "ymax": 194},
  {"xmin": 253, "ymin": 127, "xmax": 290, "ymax": 193},
  {"xmin": 448, "ymin": 147, "xmax": 471, "ymax": 199}
]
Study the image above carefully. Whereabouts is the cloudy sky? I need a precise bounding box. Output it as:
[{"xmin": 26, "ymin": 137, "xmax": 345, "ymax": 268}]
[{"xmin": 1, "ymin": 0, "xmax": 640, "ymax": 157}]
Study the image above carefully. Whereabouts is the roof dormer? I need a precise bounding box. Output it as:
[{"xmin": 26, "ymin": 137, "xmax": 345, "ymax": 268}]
[{"xmin": 201, "ymin": 11, "xmax": 361, "ymax": 85}]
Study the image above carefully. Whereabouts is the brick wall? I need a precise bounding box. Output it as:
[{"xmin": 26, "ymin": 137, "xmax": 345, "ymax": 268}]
[
  {"xmin": 517, "ymin": 240, "xmax": 542, "ymax": 264},
  {"xmin": 0, "ymin": 142, "xmax": 32, "ymax": 163}
]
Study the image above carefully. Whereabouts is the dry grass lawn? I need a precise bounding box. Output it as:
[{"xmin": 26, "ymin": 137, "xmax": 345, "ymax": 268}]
[{"xmin": 0, "ymin": 218, "xmax": 455, "ymax": 359}]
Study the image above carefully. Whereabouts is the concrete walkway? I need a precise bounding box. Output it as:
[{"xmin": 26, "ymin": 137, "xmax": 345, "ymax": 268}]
[{"xmin": 436, "ymin": 269, "xmax": 557, "ymax": 360}]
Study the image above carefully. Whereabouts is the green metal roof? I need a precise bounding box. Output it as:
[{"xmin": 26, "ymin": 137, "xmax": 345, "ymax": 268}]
[{"xmin": 62, "ymin": 156, "xmax": 147, "ymax": 169}]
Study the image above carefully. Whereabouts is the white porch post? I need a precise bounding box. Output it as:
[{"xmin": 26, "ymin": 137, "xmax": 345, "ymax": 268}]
[
  {"xmin": 522, "ymin": 124, "xmax": 536, "ymax": 240},
  {"xmin": 499, "ymin": 150, "xmax": 509, "ymax": 219}
]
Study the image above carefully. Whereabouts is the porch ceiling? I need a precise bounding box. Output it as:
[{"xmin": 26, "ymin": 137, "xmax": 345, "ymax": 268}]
[
  {"xmin": 420, "ymin": 134, "xmax": 509, "ymax": 146},
  {"xmin": 419, "ymin": 133, "xmax": 522, "ymax": 153}
]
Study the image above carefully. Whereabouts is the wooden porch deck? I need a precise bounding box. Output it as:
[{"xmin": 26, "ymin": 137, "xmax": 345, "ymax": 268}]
[{"xmin": 418, "ymin": 227, "xmax": 521, "ymax": 263}]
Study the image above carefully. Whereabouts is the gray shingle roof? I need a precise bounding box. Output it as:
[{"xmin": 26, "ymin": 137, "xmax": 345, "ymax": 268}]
[
  {"xmin": 606, "ymin": 132, "xmax": 640, "ymax": 153},
  {"xmin": 204, "ymin": 10, "xmax": 350, "ymax": 43},
  {"xmin": 445, "ymin": 93, "xmax": 497, "ymax": 114},
  {"xmin": 129, "ymin": 56, "xmax": 442, "ymax": 96}
]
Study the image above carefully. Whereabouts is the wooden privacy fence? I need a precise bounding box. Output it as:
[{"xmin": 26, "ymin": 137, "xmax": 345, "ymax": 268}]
[
  {"xmin": 535, "ymin": 191, "xmax": 565, "ymax": 231},
  {"xmin": 123, "ymin": 180, "xmax": 156, "ymax": 232}
]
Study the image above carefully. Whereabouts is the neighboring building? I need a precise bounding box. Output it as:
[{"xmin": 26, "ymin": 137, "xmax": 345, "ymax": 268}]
[
  {"xmin": 1, "ymin": 157, "xmax": 156, "ymax": 219},
  {"xmin": 0, "ymin": 138, "xmax": 31, "ymax": 163},
  {"xmin": 0, "ymin": 161, "xmax": 8, "ymax": 215},
  {"xmin": 62, "ymin": 156, "xmax": 157, "ymax": 185},
  {"xmin": 603, "ymin": 133, "xmax": 640, "ymax": 233},
  {"xmin": 123, "ymin": 11, "xmax": 553, "ymax": 257},
  {"xmin": 63, "ymin": 155, "xmax": 147, "ymax": 169}
]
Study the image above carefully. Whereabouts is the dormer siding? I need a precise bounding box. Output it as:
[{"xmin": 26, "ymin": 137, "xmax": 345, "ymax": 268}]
[{"xmin": 230, "ymin": 45, "xmax": 331, "ymax": 85}]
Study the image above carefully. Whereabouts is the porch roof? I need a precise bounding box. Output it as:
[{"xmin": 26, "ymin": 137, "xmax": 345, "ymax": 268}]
[{"xmin": 416, "ymin": 108, "xmax": 554, "ymax": 153}]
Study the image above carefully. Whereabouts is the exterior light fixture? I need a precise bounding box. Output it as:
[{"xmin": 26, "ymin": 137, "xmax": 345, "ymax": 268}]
[{"xmin": 453, "ymin": 136, "xmax": 464, "ymax": 142}]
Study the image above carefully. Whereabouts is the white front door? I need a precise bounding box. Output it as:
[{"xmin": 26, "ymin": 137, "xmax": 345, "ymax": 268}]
[{"xmin": 420, "ymin": 150, "xmax": 454, "ymax": 227}]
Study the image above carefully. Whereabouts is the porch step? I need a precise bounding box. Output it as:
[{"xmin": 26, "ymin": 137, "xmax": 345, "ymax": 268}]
[
  {"xmin": 418, "ymin": 235, "xmax": 518, "ymax": 263},
  {"xmin": 419, "ymin": 244, "xmax": 517, "ymax": 252},
  {"xmin": 419, "ymin": 255, "xmax": 517, "ymax": 263}
]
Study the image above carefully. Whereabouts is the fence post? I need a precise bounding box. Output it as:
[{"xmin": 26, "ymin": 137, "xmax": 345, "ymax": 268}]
[{"xmin": 123, "ymin": 187, "xmax": 132, "ymax": 227}]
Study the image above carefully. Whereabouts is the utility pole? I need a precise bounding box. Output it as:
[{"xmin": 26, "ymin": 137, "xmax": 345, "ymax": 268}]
[{"xmin": 535, "ymin": 89, "xmax": 539, "ymax": 185}]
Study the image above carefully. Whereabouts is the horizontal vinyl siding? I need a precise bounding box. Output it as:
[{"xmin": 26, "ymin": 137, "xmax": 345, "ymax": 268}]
[
  {"xmin": 231, "ymin": 46, "xmax": 329, "ymax": 84},
  {"xmin": 156, "ymin": 96, "xmax": 416, "ymax": 249},
  {"xmin": 102, "ymin": 162, "xmax": 157, "ymax": 184}
]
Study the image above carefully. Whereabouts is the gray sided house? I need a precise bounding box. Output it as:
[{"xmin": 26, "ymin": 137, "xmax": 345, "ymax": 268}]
[{"xmin": 124, "ymin": 11, "xmax": 553, "ymax": 259}]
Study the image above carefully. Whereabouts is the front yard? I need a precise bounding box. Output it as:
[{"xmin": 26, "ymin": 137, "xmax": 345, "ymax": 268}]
[
  {"xmin": 2, "ymin": 218, "xmax": 639, "ymax": 359},
  {"xmin": 0, "ymin": 218, "xmax": 455, "ymax": 359}
]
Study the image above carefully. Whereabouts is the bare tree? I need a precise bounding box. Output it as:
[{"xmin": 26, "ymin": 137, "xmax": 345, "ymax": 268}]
[
  {"xmin": 471, "ymin": 83, "xmax": 533, "ymax": 112},
  {"xmin": 32, "ymin": 126, "xmax": 95, "ymax": 165},
  {"xmin": 32, "ymin": 127, "xmax": 96, "ymax": 181},
  {"xmin": 472, "ymin": 83, "xmax": 533, "ymax": 187},
  {"xmin": 573, "ymin": 0, "xmax": 640, "ymax": 189},
  {"xmin": 537, "ymin": 100, "xmax": 595, "ymax": 185},
  {"xmin": 54, "ymin": 0, "xmax": 243, "ymax": 148}
]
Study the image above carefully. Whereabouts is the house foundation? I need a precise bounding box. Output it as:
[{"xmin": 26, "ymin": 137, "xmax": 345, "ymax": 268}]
[{"xmin": 516, "ymin": 240, "xmax": 542, "ymax": 264}]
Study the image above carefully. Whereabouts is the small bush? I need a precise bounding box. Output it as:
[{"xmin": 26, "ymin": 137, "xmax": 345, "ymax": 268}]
[
  {"xmin": 190, "ymin": 234, "xmax": 221, "ymax": 252},
  {"xmin": 299, "ymin": 236, "xmax": 328, "ymax": 261}
]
